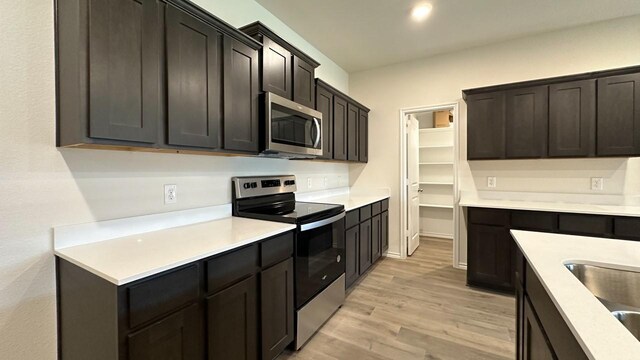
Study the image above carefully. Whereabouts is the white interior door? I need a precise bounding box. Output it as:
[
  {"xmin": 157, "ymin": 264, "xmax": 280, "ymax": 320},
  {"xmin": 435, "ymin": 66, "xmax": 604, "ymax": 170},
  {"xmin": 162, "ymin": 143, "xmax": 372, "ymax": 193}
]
[{"xmin": 407, "ymin": 115, "xmax": 420, "ymax": 255}]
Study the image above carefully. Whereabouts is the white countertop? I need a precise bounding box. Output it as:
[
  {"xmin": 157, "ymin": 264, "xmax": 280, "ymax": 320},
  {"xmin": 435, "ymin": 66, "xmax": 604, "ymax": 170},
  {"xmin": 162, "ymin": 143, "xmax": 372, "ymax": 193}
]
[
  {"xmin": 55, "ymin": 217, "xmax": 295, "ymax": 285},
  {"xmin": 297, "ymin": 187, "xmax": 389, "ymax": 211},
  {"xmin": 511, "ymin": 230, "xmax": 640, "ymax": 360},
  {"xmin": 460, "ymin": 197, "xmax": 640, "ymax": 217}
]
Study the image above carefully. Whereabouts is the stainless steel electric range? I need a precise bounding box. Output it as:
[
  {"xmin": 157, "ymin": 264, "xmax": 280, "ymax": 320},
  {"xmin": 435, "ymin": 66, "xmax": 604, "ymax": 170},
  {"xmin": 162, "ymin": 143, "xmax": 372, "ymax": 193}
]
[{"xmin": 231, "ymin": 175, "xmax": 345, "ymax": 350}]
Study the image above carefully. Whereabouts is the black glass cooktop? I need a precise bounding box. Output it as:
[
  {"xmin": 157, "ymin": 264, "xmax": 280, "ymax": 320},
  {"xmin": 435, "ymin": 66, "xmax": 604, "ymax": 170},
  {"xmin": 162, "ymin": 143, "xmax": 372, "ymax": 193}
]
[{"xmin": 239, "ymin": 201, "xmax": 344, "ymax": 224}]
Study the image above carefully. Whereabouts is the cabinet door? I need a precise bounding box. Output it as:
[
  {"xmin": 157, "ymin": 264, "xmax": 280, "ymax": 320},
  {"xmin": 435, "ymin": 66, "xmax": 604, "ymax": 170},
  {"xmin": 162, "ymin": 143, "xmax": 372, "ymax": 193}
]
[
  {"xmin": 88, "ymin": 0, "xmax": 159, "ymax": 144},
  {"xmin": 523, "ymin": 297, "xmax": 556, "ymax": 360},
  {"xmin": 334, "ymin": 96, "xmax": 348, "ymax": 160},
  {"xmin": 597, "ymin": 73, "xmax": 640, "ymax": 156},
  {"xmin": 347, "ymin": 103, "xmax": 360, "ymax": 161},
  {"xmin": 207, "ymin": 275, "xmax": 258, "ymax": 360},
  {"xmin": 261, "ymin": 258, "xmax": 294, "ymax": 360},
  {"xmin": 466, "ymin": 92, "xmax": 506, "ymax": 159},
  {"xmin": 371, "ymin": 214, "xmax": 381, "ymax": 263},
  {"xmin": 223, "ymin": 37, "xmax": 260, "ymax": 153},
  {"xmin": 359, "ymin": 109, "xmax": 369, "ymax": 163},
  {"xmin": 292, "ymin": 56, "xmax": 315, "ymax": 108},
  {"xmin": 316, "ymin": 84, "xmax": 334, "ymax": 159},
  {"xmin": 345, "ymin": 226, "xmax": 360, "ymax": 288},
  {"xmin": 548, "ymin": 80, "xmax": 596, "ymax": 157},
  {"xmin": 506, "ymin": 86, "xmax": 548, "ymax": 158},
  {"xmin": 381, "ymin": 211, "xmax": 389, "ymax": 252},
  {"xmin": 467, "ymin": 224, "xmax": 512, "ymax": 291},
  {"xmin": 166, "ymin": 5, "xmax": 222, "ymax": 148},
  {"xmin": 128, "ymin": 303, "xmax": 203, "ymax": 360},
  {"xmin": 261, "ymin": 37, "xmax": 292, "ymax": 99},
  {"xmin": 359, "ymin": 219, "xmax": 372, "ymax": 274}
]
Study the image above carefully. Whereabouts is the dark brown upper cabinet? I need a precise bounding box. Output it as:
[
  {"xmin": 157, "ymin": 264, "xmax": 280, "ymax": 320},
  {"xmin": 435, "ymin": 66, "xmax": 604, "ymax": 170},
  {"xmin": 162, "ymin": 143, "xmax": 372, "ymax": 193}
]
[
  {"xmin": 240, "ymin": 22, "xmax": 320, "ymax": 108},
  {"xmin": 347, "ymin": 103, "xmax": 360, "ymax": 161},
  {"xmin": 597, "ymin": 73, "xmax": 640, "ymax": 156},
  {"xmin": 223, "ymin": 37, "xmax": 260, "ymax": 153},
  {"xmin": 316, "ymin": 83, "xmax": 334, "ymax": 160},
  {"xmin": 166, "ymin": 5, "xmax": 222, "ymax": 149},
  {"xmin": 333, "ymin": 95, "xmax": 349, "ymax": 161},
  {"xmin": 57, "ymin": 0, "xmax": 161, "ymax": 147},
  {"xmin": 505, "ymin": 86, "xmax": 548, "ymax": 158},
  {"xmin": 260, "ymin": 37, "xmax": 292, "ymax": 99},
  {"xmin": 56, "ymin": 0, "xmax": 262, "ymax": 156},
  {"xmin": 464, "ymin": 66, "xmax": 640, "ymax": 160},
  {"xmin": 314, "ymin": 79, "xmax": 370, "ymax": 163},
  {"xmin": 466, "ymin": 91, "xmax": 506, "ymax": 160},
  {"xmin": 293, "ymin": 56, "xmax": 316, "ymax": 108},
  {"xmin": 359, "ymin": 110, "xmax": 369, "ymax": 163},
  {"xmin": 548, "ymin": 80, "xmax": 596, "ymax": 157}
]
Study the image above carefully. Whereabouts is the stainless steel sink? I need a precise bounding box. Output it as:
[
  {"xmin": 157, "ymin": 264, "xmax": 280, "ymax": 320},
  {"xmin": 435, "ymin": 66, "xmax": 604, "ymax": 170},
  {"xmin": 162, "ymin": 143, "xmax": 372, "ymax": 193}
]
[{"xmin": 565, "ymin": 263, "xmax": 640, "ymax": 340}]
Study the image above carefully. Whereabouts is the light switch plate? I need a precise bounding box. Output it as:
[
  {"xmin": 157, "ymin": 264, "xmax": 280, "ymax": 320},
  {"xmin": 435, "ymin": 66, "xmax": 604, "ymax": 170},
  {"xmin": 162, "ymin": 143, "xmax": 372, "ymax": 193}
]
[
  {"xmin": 164, "ymin": 184, "xmax": 177, "ymax": 204},
  {"xmin": 591, "ymin": 177, "xmax": 604, "ymax": 191},
  {"xmin": 487, "ymin": 176, "xmax": 497, "ymax": 188}
]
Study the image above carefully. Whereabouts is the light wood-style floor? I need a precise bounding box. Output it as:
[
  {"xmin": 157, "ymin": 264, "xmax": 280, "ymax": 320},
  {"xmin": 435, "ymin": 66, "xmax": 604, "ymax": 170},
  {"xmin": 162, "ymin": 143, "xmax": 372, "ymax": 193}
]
[{"xmin": 278, "ymin": 237, "xmax": 516, "ymax": 360}]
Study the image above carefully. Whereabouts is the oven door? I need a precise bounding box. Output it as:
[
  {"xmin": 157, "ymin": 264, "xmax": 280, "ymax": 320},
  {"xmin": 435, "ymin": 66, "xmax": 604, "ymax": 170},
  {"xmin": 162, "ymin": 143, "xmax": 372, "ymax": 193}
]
[
  {"xmin": 295, "ymin": 212, "xmax": 345, "ymax": 308},
  {"xmin": 266, "ymin": 92, "xmax": 323, "ymax": 157}
]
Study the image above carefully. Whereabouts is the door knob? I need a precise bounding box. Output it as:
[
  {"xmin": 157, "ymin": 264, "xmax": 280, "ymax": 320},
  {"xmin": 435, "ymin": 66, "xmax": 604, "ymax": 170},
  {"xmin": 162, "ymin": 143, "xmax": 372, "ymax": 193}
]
[{"xmin": 418, "ymin": 189, "xmax": 424, "ymax": 193}]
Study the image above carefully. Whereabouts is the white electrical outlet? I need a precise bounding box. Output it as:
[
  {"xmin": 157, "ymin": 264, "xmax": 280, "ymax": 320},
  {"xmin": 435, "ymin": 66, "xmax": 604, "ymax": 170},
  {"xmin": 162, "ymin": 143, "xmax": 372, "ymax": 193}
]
[
  {"xmin": 591, "ymin": 177, "xmax": 604, "ymax": 191},
  {"xmin": 487, "ymin": 176, "xmax": 497, "ymax": 188},
  {"xmin": 323, "ymin": 177, "xmax": 328, "ymax": 188},
  {"xmin": 164, "ymin": 184, "xmax": 177, "ymax": 204},
  {"xmin": 307, "ymin": 177, "xmax": 313, "ymax": 189}
]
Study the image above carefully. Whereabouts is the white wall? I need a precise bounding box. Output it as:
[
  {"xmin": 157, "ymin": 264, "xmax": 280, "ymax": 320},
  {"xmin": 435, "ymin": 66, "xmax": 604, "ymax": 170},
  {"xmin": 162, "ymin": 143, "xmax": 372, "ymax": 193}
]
[
  {"xmin": 0, "ymin": 1, "xmax": 348, "ymax": 359},
  {"xmin": 349, "ymin": 15, "xmax": 640, "ymax": 259},
  {"xmin": 196, "ymin": 0, "xmax": 349, "ymax": 92}
]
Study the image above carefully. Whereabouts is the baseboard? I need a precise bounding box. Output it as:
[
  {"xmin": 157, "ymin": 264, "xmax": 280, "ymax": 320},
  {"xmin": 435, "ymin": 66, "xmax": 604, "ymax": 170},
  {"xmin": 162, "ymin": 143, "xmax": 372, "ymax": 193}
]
[
  {"xmin": 384, "ymin": 251, "xmax": 402, "ymax": 259},
  {"xmin": 454, "ymin": 262, "xmax": 467, "ymax": 270},
  {"xmin": 419, "ymin": 232, "xmax": 453, "ymax": 239}
]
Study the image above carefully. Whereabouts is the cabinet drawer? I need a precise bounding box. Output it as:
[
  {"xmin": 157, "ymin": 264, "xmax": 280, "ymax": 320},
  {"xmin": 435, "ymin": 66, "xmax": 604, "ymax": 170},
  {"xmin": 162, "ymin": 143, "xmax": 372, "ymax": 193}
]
[
  {"xmin": 128, "ymin": 264, "xmax": 200, "ymax": 329},
  {"xmin": 381, "ymin": 198, "xmax": 389, "ymax": 211},
  {"xmin": 360, "ymin": 205, "xmax": 372, "ymax": 221},
  {"xmin": 468, "ymin": 207, "xmax": 509, "ymax": 226},
  {"xmin": 346, "ymin": 209, "xmax": 360, "ymax": 229},
  {"xmin": 261, "ymin": 231, "xmax": 294, "ymax": 268},
  {"xmin": 614, "ymin": 217, "xmax": 640, "ymax": 240},
  {"xmin": 558, "ymin": 213, "xmax": 611, "ymax": 236},
  {"xmin": 206, "ymin": 244, "xmax": 259, "ymax": 294},
  {"xmin": 511, "ymin": 211, "xmax": 556, "ymax": 231},
  {"xmin": 371, "ymin": 201, "xmax": 381, "ymax": 215}
]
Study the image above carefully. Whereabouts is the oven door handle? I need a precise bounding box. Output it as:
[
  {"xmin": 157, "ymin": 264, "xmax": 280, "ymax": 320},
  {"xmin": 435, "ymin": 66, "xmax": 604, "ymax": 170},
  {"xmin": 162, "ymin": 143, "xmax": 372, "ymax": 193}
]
[
  {"xmin": 299, "ymin": 212, "xmax": 345, "ymax": 232},
  {"xmin": 312, "ymin": 117, "xmax": 321, "ymax": 148}
]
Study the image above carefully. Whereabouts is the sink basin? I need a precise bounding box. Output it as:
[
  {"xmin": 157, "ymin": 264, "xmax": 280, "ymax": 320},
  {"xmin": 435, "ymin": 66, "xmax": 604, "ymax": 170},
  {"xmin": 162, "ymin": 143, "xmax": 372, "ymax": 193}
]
[
  {"xmin": 613, "ymin": 311, "xmax": 640, "ymax": 341},
  {"xmin": 565, "ymin": 263, "xmax": 640, "ymax": 341}
]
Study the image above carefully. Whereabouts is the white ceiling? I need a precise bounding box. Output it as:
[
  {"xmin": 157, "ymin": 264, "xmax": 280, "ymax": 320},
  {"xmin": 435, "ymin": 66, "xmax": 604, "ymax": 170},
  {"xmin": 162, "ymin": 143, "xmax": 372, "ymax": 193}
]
[{"xmin": 256, "ymin": 0, "xmax": 640, "ymax": 72}]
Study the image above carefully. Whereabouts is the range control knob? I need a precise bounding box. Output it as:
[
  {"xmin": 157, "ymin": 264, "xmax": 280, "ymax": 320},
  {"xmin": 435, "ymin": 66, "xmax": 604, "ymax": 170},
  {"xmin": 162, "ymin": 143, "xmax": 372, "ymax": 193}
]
[
  {"xmin": 336, "ymin": 255, "xmax": 341, "ymax": 263},
  {"xmin": 243, "ymin": 183, "xmax": 251, "ymax": 189},
  {"xmin": 250, "ymin": 182, "xmax": 258, "ymax": 188}
]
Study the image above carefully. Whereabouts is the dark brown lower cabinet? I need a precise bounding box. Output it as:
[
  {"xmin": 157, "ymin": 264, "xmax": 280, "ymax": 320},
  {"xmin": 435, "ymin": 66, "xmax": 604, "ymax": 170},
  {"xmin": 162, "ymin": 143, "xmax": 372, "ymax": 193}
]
[
  {"xmin": 467, "ymin": 207, "xmax": 640, "ymax": 293},
  {"xmin": 345, "ymin": 225, "xmax": 360, "ymax": 288},
  {"xmin": 381, "ymin": 211, "xmax": 389, "ymax": 252},
  {"xmin": 371, "ymin": 214, "xmax": 381, "ymax": 262},
  {"xmin": 207, "ymin": 275, "xmax": 258, "ymax": 360},
  {"xmin": 261, "ymin": 258, "xmax": 294, "ymax": 360},
  {"xmin": 58, "ymin": 231, "xmax": 295, "ymax": 360},
  {"xmin": 129, "ymin": 303, "xmax": 204, "ymax": 360},
  {"xmin": 522, "ymin": 298, "xmax": 556, "ymax": 360},
  {"xmin": 516, "ymin": 248, "xmax": 588, "ymax": 360},
  {"xmin": 467, "ymin": 223, "xmax": 512, "ymax": 291},
  {"xmin": 344, "ymin": 200, "xmax": 389, "ymax": 290},
  {"xmin": 359, "ymin": 219, "xmax": 372, "ymax": 274}
]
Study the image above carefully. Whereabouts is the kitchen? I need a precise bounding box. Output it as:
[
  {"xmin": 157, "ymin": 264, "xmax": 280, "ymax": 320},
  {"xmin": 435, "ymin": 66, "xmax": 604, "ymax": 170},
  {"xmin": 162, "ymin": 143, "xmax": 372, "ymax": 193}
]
[{"xmin": 2, "ymin": 0, "xmax": 640, "ymax": 359}]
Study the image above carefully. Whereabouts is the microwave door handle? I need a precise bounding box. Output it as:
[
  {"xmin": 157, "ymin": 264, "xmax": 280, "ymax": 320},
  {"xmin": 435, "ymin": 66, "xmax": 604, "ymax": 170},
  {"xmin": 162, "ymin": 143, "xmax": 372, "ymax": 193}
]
[
  {"xmin": 312, "ymin": 117, "xmax": 321, "ymax": 148},
  {"xmin": 299, "ymin": 212, "xmax": 345, "ymax": 232}
]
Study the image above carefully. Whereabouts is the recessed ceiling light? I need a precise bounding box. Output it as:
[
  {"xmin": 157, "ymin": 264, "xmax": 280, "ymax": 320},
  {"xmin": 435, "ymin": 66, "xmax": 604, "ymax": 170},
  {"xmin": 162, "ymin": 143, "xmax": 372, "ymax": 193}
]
[{"xmin": 411, "ymin": 3, "xmax": 432, "ymax": 22}]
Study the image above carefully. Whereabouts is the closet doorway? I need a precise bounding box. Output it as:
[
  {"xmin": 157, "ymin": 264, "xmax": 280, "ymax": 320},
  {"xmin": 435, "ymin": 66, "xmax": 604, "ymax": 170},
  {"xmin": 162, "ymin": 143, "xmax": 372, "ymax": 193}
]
[{"xmin": 399, "ymin": 103, "xmax": 460, "ymax": 265}]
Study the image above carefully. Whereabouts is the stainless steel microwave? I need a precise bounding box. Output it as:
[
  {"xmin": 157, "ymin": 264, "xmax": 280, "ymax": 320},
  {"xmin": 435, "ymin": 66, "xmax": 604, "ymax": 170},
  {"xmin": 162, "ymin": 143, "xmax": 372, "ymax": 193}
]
[{"xmin": 262, "ymin": 92, "xmax": 323, "ymax": 158}]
